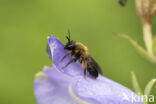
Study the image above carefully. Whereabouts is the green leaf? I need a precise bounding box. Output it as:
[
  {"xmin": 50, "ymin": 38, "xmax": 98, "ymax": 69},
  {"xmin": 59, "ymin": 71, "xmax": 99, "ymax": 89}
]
[
  {"xmin": 115, "ymin": 33, "xmax": 156, "ymax": 63},
  {"xmin": 144, "ymin": 78, "xmax": 156, "ymax": 95},
  {"xmin": 131, "ymin": 72, "xmax": 143, "ymax": 95}
]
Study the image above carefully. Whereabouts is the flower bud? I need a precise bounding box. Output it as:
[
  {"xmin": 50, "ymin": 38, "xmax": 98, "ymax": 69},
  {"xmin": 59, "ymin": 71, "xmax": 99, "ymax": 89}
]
[{"xmin": 135, "ymin": 0, "xmax": 156, "ymax": 23}]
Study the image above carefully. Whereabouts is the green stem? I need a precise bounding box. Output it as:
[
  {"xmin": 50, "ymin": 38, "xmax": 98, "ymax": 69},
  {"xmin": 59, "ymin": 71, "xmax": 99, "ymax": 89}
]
[{"xmin": 143, "ymin": 23, "xmax": 155, "ymax": 61}]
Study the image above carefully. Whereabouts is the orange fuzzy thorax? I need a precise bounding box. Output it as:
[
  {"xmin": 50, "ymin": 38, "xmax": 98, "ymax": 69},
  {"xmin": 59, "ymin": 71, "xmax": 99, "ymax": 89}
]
[{"xmin": 75, "ymin": 42, "xmax": 88, "ymax": 56}]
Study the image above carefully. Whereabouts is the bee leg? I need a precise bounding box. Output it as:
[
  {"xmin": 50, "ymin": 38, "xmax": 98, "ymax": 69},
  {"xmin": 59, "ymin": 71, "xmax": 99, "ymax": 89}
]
[
  {"xmin": 60, "ymin": 52, "xmax": 71, "ymax": 62},
  {"xmin": 84, "ymin": 68, "xmax": 87, "ymax": 76},
  {"xmin": 82, "ymin": 60, "xmax": 87, "ymax": 78},
  {"xmin": 62, "ymin": 58, "xmax": 77, "ymax": 69},
  {"xmin": 75, "ymin": 50, "xmax": 81, "ymax": 58},
  {"xmin": 82, "ymin": 68, "xmax": 86, "ymax": 79}
]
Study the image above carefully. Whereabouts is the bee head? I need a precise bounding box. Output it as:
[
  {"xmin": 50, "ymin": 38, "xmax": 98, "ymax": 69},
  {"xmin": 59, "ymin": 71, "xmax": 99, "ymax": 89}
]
[{"xmin": 64, "ymin": 29, "xmax": 75, "ymax": 50}]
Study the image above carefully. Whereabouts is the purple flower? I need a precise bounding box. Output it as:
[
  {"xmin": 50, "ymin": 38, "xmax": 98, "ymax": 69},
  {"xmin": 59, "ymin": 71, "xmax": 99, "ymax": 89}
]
[{"xmin": 33, "ymin": 35, "xmax": 143, "ymax": 104}]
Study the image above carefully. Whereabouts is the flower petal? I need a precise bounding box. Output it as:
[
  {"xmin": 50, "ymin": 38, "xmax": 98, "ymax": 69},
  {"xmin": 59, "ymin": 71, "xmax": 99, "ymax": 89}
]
[
  {"xmin": 34, "ymin": 66, "xmax": 77, "ymax": 104},
  {"xmin": 72, "ymin": 75, "xmax": 143, "ymax": 104},
  {"xmin": 47, "ymin": 35, "xmax": 84, "ymax": 77},
  {"xmin": 34, "ymin": 35, "xmax": 143, "ymax": 104}
]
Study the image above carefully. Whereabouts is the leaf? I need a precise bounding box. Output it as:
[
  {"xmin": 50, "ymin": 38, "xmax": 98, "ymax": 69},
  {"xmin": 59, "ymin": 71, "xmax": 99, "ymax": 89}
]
[
  {"xmin": 115, "ymin": 33, "xmax": 156, "ymax": 63},
  {"xmin": 131, "ymin": 72, "xmax": 143, "ymax": 95},
  {"xmin": 144, "ymin": 78, "xmax": 156, "ymax": 95}
]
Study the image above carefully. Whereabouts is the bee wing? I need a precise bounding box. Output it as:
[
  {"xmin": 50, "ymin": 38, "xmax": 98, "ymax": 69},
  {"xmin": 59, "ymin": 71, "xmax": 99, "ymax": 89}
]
[{"xmin": 87, "ymin": 56, "xmax": 103, "ymax": 75}]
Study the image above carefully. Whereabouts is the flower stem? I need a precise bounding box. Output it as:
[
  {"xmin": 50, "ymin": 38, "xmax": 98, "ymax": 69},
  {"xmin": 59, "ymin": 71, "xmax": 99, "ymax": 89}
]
[{"xmin": 143, "ymin": 22, "xmax": 155, "ymax": 62}]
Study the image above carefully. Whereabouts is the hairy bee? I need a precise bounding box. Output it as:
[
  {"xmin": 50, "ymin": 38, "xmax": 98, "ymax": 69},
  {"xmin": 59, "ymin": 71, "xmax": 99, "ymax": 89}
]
[
  {"xmin": 61, "ymin": 30, "xmax": 103, "ymax": 78},
  {"xmin": 118, "ymin": 0, "xmax": 127, "ymax": 7}
]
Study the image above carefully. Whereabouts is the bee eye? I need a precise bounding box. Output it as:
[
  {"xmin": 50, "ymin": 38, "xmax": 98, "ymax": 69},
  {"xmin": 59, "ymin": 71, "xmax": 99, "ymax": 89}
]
[{"xmin": 69, "ymin": 44, "xmax": 73, "ymax": 47}]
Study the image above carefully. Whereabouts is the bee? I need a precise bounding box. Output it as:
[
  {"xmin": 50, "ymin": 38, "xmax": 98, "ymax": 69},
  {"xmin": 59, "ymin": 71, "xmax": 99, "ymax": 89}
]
[
  {"xmin": 61, "ymin": 30, "xmax": 103, "ymax": 78},
  {"xmin": 118, "ymin": 0, "xmax": 127, "ymax": 7}
]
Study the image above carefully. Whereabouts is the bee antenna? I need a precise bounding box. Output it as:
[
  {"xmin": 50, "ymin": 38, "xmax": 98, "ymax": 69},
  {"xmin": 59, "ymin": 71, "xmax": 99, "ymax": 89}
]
[
  {"xmin": 66, "ymin": 29, "xmax": 71, "ymax": 42},
  {"xmin": 66, "ymin": 36, "xmax": 70, "ymax": 42},
  {"xmin": 68, "ymin": 29, "xmax": 70, "ymax": 39}
]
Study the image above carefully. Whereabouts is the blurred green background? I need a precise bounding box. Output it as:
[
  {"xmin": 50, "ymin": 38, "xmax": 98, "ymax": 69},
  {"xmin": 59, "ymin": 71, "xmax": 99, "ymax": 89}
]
[{"xmin": 0, "ymin": 0, "xmax": 155, "ymax": 104}]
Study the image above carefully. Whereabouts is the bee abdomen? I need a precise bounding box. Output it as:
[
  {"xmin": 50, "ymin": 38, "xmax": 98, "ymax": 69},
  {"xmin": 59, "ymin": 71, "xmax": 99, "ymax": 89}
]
[{"xmin": 87, "ymin": 62, "xmax": 98, "ymax": 78}]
